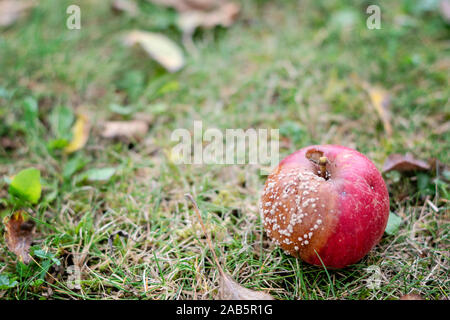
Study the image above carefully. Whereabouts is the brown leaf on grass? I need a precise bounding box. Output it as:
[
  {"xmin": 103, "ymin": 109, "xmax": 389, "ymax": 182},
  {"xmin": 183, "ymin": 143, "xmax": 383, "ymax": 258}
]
[
  {"xmin": 100, "ymin": 120, "xmax": 149, "ymax": 140},
  {"xmin": 123, "ymin": 30, "xmax": 185, "ymax": 72},
  {"xmin": 0, "ymin": 0, "xmax": 36, "ymax": 27},
  {"xmin": 3, "ymin": 211, "xmax": 35, "ymax": 264},
  {"xmin": 148, "ymin": 0, "xmax": 220, "ymax": 12},
  {"xmin": 364, "ymin": 85, "xmax": 393, "ymax": 137},
  {"xmin": 440, "ymin": 0, "xmax": 450, "ymax": 23},
  {"xmin": 148, "ymin": 0, "xmax": 240, "ymax": 35},
  {"xmin": 111, "ymin": 0, "xmax": 138, "ymax": 17},
  {"xmin": 64, "ymin": 113, "xmax": 91, "ymax": 154},
  {"xmin": 177, "ymin": 2, "xmax": 240, "ymax": 35},
  {"xmin": 0, "ymin": 136, "xmax": 18, "ymax": 150},
  {"xmin": 148, "ymin": 0, "xmax": 191, "ymax": 11},
  {"xmin": 219, "ymin": 273, "xmax": 274, "ymax": 300},
  {"xmin": 400, "ymin": 294, "xmax": 424, "ymax": 300},
  {"xmin": 383, "ymin": 153, "xmax": 430, "ymax": 173},
  {"xmin": 184, "ymin": 194, "xmax": 274, "ymax": 300}
]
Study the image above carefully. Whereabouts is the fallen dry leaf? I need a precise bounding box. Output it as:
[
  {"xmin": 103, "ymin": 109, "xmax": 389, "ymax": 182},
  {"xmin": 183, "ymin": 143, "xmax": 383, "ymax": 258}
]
[
  {"xmin": 383, "ymin": 153, "xmax": 430, "ymax": 173},
  {"xmin": 148, "ymin": 0, "xmax": 191, "ymax": 11},
  {"xmin": 0, "ymin": 0, "xmax": 36, "ymax": 27},
  {"xmin": 111, "ymin": 0, "xmax": 138, "ymax": 16},
  {"xmin": 3, "ymin": 211, "xmax": 35, "ymax": 264},
  {"xmin": 101, "ymin": 120, "xmax": 149, "ymax": 140},
  {"xmin": 177, "ymin": 2, "xmax": 240, "ymax": 35},
  {"xmin": 219, "ymin": 273, "xmax": 274, "ymax": 300},
  {"xmin": 148, "ymin": 0, "xmax": 219, "ymax": 12},
  {"xmin": 185, "ymin": 194, "xmax": 274, "ymax": 300},
  {"xmin": 0, "ymin": 136, "xmax": 18, "ymax": 150},
  {"xmin": 123, "ymin": 30, "xmax": 185, "ymax": 72},
  {"xmin": 64, "ymin": 113, "xmax": 90, "ymax": 154},
  {"xmin": 440, "ymin": 0, "xmax": 450, "ymax": 23},
  {"xmin": 400, "ymin": 294, "xmax": 424, "ymax": 300},
  {"xmin": 148, "ymin": 0, "xmax": 240, "ymax": 35},
  {"xmin": 364, "ymin": 85, "xmax": 393, "ymax": 137}
]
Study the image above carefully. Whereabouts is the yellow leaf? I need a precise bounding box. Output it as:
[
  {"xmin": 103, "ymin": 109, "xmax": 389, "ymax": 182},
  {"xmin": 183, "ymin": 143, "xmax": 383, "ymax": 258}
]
[
  {"xmin": 366, "ymin": 86, "xmax": 392, "ymax": 137},
  {"xmin": 64, "ymin": 114, "xmax": 90, "ymax": 154},
  {"xmin": 354, "ymin": 76, "xmax": 393, "ymax": 138},
  {"xmin": 165, "ymin": 148, "xmax": 183, "ymax": 164}
]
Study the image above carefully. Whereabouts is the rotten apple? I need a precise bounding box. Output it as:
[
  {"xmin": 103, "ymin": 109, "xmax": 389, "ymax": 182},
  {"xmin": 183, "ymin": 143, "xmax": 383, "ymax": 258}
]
[{"xmin": 260, "ymin": 145, "xmax": 389, "ymax": 268}]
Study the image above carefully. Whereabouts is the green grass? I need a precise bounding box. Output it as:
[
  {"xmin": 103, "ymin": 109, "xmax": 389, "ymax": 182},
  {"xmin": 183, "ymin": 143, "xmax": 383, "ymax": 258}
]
[{"xmin": 0, "ymin": 0, "xmax": 449, "ymax": 299}]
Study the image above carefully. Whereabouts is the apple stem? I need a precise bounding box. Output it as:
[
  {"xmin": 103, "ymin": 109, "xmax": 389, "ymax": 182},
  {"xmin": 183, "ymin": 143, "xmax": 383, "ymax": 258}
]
[
  {"xmin": 305, "ymin": 149, "xmax": 330, "ymax": 180},
  {"xmin": 318, "ymin": 156, "xmax": 329, "ymax": 179}
]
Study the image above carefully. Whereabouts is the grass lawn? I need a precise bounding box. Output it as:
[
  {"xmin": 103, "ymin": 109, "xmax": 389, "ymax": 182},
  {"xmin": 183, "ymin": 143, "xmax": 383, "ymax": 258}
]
[{"xmin": 0, "ymin": 0, "xmax": 449, "ymax": 299}]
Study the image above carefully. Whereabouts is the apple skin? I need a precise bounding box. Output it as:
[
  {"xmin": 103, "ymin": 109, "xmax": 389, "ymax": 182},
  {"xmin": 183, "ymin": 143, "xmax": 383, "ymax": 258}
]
[{"xmin": 260, "ymin": 145, "xmax": 389, "ymax": 269}]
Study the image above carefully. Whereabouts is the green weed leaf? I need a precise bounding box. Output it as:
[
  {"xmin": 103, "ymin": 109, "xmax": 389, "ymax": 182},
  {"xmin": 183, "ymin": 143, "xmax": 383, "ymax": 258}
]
[
  {"xmin": 83, "ymin": 167, "xmax": 116, "ymax": 182},
  {"xmin": 9, "ymin": 168, "xmax": 42, "ymax": 204},
  {"xmin": 63, "ymin": 156, "xmax": 89, "ymax": 179},
  {"xmin": 385, "ymin": 212, "xmax": 402, "ymax": 235},
  {"xmin": 0, "ymin": 274, "xmax": 18, "ymax": 289}
]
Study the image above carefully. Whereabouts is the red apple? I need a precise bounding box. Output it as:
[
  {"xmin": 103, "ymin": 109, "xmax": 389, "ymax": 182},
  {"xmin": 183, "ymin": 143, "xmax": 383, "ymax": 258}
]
[{"xmin": 260, "ymin": 145, "xmax": 389, "ymax": 268}]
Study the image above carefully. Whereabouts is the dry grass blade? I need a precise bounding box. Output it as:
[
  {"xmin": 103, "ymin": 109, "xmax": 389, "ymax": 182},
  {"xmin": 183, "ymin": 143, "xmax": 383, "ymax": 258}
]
[
  {"xmin": 184, "ymin": 194, "xmax": 274, "ymax": 300},
  {"xmin": 383, "ymin": 153, "xmax": 430, "ymax": 173},
  {"xmin": 184, "ymin": 194, "xmax": 223, "ymax": 273},
  {"xmin": 3, "ymin": 211, "xmax": 35, "ymax": 264},
  {"xmin": 428, "ymin": 158, "xmax": 449, "ymax": 181}
]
